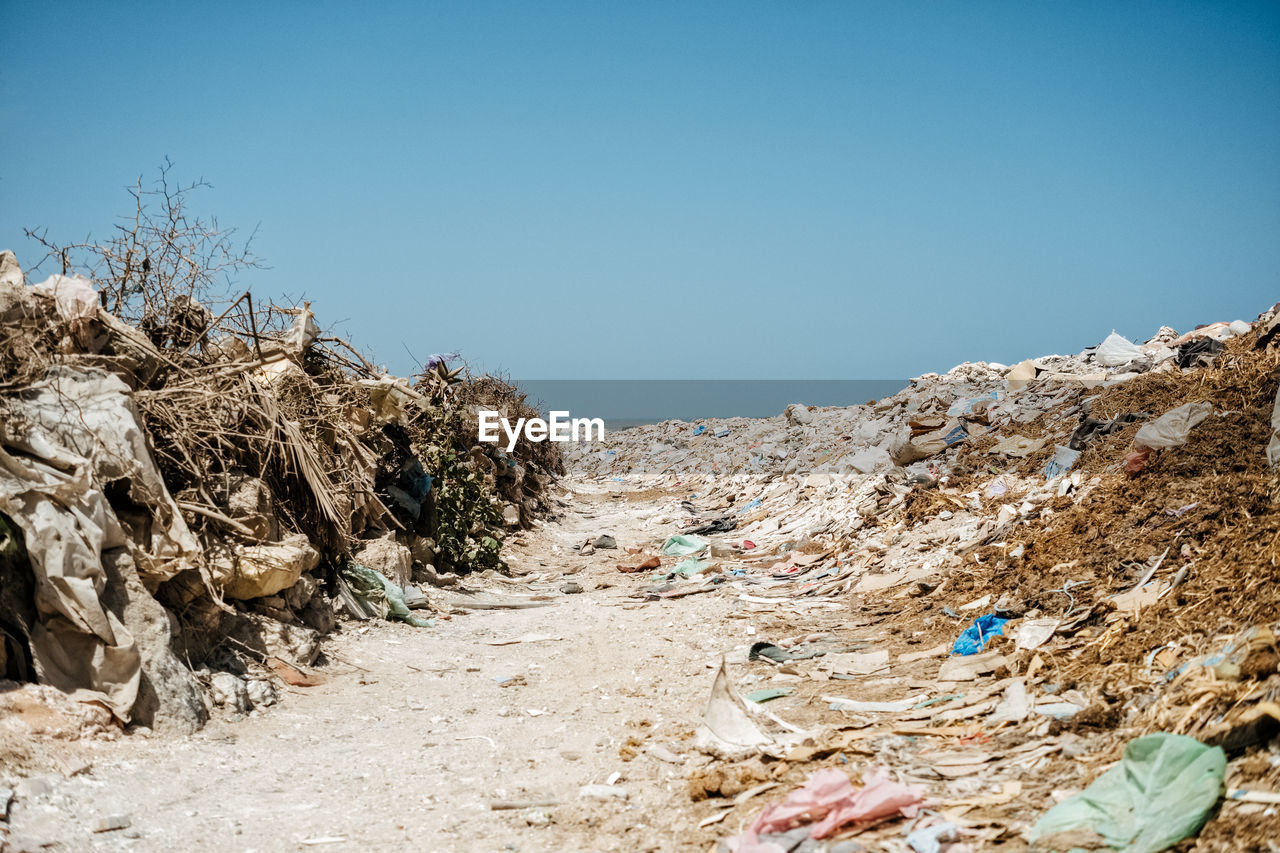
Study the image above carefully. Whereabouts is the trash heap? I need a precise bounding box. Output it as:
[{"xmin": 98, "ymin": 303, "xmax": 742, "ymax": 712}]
[
  {"xmin": 568, "ymin": 307, "xmax": 1280, "ymax": 850},
  {"xmin": 0, "ymin": 249, "xmax": 560, "ymax": 732}
]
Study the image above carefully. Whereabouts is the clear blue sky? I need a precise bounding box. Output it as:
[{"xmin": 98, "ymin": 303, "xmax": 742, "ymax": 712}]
[{"xmin": 3, "ymin": 2, "xmax": 1278, "ymax": 379}]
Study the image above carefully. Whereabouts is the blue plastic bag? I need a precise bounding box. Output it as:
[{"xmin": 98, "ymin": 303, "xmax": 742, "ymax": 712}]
[{"xmin": 952, "ymin": 613, "xmax": 1010, "ymax": 655}]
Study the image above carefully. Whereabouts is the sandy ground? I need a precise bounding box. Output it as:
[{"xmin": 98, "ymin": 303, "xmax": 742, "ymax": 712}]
[{"xmin": 3, "ymin": 481, "xmax": 763, "ymax": 853}]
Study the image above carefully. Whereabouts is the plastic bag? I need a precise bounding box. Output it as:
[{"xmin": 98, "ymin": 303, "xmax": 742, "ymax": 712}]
[
  {"xmin": 1044, "ymin": 445, "xmax": 1080, "ymax": 480},
  {"xmin": 1134, "ymin": 402, "xmax": 1212, "ymax": 449},
  {"xmin": 33, "ymin": 273, "xmax": 98, "ymax": 323},
  {"xmin": 741, "ymin": 767, "xmax": 923, "ymax": 843},
  {"xmin": 947, "ymin": 390, "xmax": 1002, "ymax": 418},
  {"xmin": 661, "ymin": 534, "xmax": 708, "ymax": 556},
  {"xmin": 672, "ymin": 557, "xmax": 711, "ymax": 576},
  {"xmin": 1030, "ymin": 733, "xmax": 1224, "ymax": 853},
  {"xmin": 1096, "ymin": 331, "xmax": 1145, "ymax": 366},
  {"xmin": 952, "ymin": 613, "xmax": 1010, "ymax": 655},
  {"xmin": 340, "ymin": 561, "xmax": 432, "ymax": 627},
  {"xmin": 282, "ymin": 302, "xmax": 319, "ymax": 356}
]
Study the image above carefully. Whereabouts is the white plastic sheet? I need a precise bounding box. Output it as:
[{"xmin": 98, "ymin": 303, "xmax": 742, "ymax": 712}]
[
  {"xmin": 1096, "ymin": 331, "xmax": 1145, "ymax": 367},
  {"xmin": 32, "ymin": 274, "xmax": 98, "ymax": 325},
  {"xmin": 1135, "ymin": 402, "xmax": 1213, "ymax": 449},
  {"xmin": 0, "ymin": 367, "xmax": 199, "ymax": 720}
]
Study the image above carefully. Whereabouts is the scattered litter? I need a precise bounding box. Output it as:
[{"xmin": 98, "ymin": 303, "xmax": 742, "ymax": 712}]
[
  {"xmin": 1012, "ymin": 618, "xmax": 1060, "ymax": 651},
  {"xmin": 339, "ymin": 562, "xmax": 433, "ymax": 627},
  {"xmin": 1044, "ymin": 445, "xmax": 1081, "ymax": 480},
  {"xmin": 825, "ymin": 694, "xmax": 927, "ymax": 713},
  {"xmin": 662, "ymin": 534, "xmax": 709, "ymax": 556},
  {"xmin": 746, "ymin": 687, "xmax": 796, "ymax": 704},
  {"xmin": 1096, "ymin": 331, "xmax": 1145, "ymax": 366},
  {"xmin": 618, "ymin": 555, "xmax": 661, "ymax": 573},
  {"xmin": 694, "ymin": 659, "xmax": 775, "ymax": 757},
  {"xmin": 938, "ymin": 651, "xmax": 1007, "ymax": 681},
  {"xmin": 951, "ymin": 614, "xmax": 1010, "ymax": 655},
  {"xmin": 91, "ymin": 814, "xmax": 131, "ymax": 833},
  {"xmin": 1031, "ymin": 733, "xmax": 1225, "ymax": 853},
  {"xmin": 1134, "ymin": 401, "xmax": 1213, "ymax": 449},
  {"xmin": 672, "ymin": 557, "xmax": 713, "ymax": 577},
  {"xmin": 988, "ymin": 678, "xmax": 1031, "ymax": 724},
  {"xmin": 989, "ymin": 435, "xmax": 1046, "ymax": 457},
  {"xmin": 579, "ymin": 784, "xmax": 629, "ymax": 801},
  {"xmin": 734, "ymin": 767, "xmax": 923, "ymax": 845},
  {"xmin": 906, "ymin": 820, "xmax": 960, "ymax": 853}
]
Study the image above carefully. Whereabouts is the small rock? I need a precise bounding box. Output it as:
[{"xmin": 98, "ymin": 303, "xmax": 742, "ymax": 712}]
[
  {"xmin": 15, "ymin": 777, "xmax": 53, "ymax": 800},
  {"xmin": 578, "ymin": 784, "xmax": 629, "ymax": 801},
  {"xmin": 784, "ymin": 403, "xmax": 814, "ymax": 425},
  {"xmin": 92, "ymin": 814, "xmax": 131, "ymax": 833},
  {"xmin": 353, "ymin": 536, "xmax": 413, "ymax": 588},
  {"xmin": 209, "ymin": 672, "xmax": 250, "ymax": 712},
  {"xmin": 648, "ymin": 744, "xmax": 683, "ymax": 764},
  {"xmin": 245, "ymin": 678, "xmax": 278, "ymax": 709},
  {"xmin": 593, "ymin": 534, "xmax": 616, "ymax": 550},
  {"xmin": 522, "ymin": 808, "xmax": 552, "ymax": 826},
  {"xmin": 60, "ymin": 757, "xmax": 94, "ymax": 777}
]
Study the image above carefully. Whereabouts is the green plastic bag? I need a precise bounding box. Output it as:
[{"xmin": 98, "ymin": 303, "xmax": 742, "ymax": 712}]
[
  {"xmin": 746, "ymin": 687, "xmax": 796, "ymax": 704},
  {"xmin": 1030, "ymin": 733, "xmax": 1225, "ymax": 853},
  {"xmin": 671, "ymin": 557, "xmax": 711, "ymax": 577},
  {"xmin": 661, "ymin": 534, "xmax": 708, "ymax": 556},
  {"xmin": 342, "ymin": 561, "xmax": 433, "ymax": 628}
]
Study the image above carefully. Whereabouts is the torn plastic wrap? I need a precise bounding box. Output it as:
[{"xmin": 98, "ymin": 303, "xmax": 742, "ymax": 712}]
[
  {"xmin": 1095, "ymin": 331, "xmax": 1145, "ymax": 367},
  {"xmin": 1030, "ymin": 733, "xmax": 1224, "ymax": 853},
  {"xmin": 10, "ymin": 367, "xmax": 200, "ymax": 579},
  {"xmin": 1134, "ymin": 402, "xmax": 1213, "ymax": 449},
  {"xmin": 0, "ymin": 366, "xmax": 201, "ymax": 721},
  {"xmin": 338, "ymin": 561, "xmax": 432, "ymax": 628}
]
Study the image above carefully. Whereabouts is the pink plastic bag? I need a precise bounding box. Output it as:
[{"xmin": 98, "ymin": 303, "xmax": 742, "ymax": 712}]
[{"xmin": 736, "ymin": 767, "xmax": 924, "ymax": 849}]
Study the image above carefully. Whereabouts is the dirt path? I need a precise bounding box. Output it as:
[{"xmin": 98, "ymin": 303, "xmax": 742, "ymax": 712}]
[{"xmin": 4, "ymin": 481, "xmax": 754, "ymax": 853}]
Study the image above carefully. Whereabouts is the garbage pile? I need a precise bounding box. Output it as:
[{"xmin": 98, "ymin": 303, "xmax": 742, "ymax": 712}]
[
  {"xmin": 568, "ymin": 307, "xmax": 1280, "ymax": 850},
  {"xmin": 0, "ymin": 249, "xmax": 560, "ymax": 733}
]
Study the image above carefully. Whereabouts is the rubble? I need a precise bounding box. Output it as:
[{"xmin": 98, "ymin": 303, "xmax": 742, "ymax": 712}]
[
  {"xmin": 0, "ymin": 248, "xmax": 560, "ymax": 732},
  {"xmin": 564, "ymin": 304, "xmax": 1280, "ymax": 850}
]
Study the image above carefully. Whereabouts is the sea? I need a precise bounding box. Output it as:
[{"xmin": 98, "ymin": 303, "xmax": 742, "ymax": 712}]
[{"xmin": 513, "ymin": 379, "xmax": 909, "ymax": 432}]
